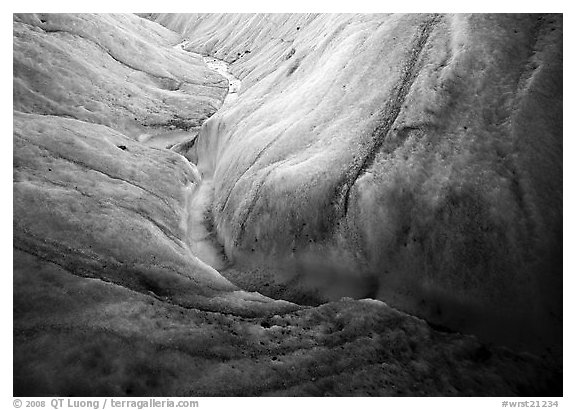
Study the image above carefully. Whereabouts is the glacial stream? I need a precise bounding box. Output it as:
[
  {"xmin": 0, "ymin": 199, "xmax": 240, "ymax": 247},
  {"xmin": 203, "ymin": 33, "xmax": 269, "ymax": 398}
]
[
  {"xmin": 137, "ymin": 40, "xmax": 241, "ymax": 150},
  {"xmin": 168, "ymin": 39, "xmax": 242, "ymax": 270},
  {"xmin": 203, "ymin": 56, "xmax": 241, "ymax": 105},
  {"xmin": 175, "ymin": 39, "xmax": 241, "ymax": 106}
]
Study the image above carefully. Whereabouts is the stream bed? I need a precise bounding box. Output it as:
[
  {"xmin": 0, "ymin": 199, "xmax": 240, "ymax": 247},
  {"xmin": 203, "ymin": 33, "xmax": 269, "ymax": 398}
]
[
  {"xmin": 161, "ymin": 39, "xmax": 242, "ymax": 270},
  {"xmin": 137, "ymin": 40, "xmax": 241, "ymax": 150}
]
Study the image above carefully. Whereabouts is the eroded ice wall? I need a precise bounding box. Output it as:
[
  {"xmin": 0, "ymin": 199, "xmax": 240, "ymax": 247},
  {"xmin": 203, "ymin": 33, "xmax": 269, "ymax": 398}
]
[{"xmin": 151, "ymin": 13, "xmax": 563, "ymax": 352}]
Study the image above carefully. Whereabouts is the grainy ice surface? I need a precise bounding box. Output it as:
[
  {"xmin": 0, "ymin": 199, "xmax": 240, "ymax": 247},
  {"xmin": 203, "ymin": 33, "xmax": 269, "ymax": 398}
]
[{"xmin": 13, "ymin": 13, "xmax": 562, "ymax": 396}]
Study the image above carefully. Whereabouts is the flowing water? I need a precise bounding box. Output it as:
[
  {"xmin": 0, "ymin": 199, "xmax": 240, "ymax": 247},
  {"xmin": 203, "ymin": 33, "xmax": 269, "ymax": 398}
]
[
  {"xmin": 166, "ymin": 39, "xmax": 242, "ymax": 270},
  {"xmin": 137, "ymin": 40, "xmax": 241, "ymax": 150},
  {"xmin": 202, "ymin": 56, "xmax": 241, "ymax": 105}
]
